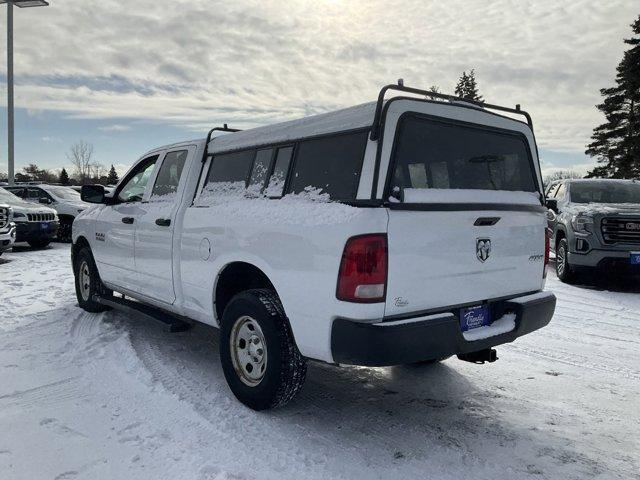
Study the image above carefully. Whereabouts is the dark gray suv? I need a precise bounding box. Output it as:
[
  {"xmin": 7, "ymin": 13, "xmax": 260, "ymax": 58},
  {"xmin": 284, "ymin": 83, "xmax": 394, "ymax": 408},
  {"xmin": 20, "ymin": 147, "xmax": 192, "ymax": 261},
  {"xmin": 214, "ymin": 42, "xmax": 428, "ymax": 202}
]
[{"xmin": 546, "ymin": 179, "xmax": 640, "ymax": 282}]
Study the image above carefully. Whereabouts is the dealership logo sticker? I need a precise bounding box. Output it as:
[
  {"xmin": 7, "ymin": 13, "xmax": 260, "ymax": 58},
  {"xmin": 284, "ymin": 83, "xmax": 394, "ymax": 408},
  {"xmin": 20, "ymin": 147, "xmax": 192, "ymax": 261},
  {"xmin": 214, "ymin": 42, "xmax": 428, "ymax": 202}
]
[{"xmin": 476, "ymin": 238, "xmax": 491, "ymax": 262}]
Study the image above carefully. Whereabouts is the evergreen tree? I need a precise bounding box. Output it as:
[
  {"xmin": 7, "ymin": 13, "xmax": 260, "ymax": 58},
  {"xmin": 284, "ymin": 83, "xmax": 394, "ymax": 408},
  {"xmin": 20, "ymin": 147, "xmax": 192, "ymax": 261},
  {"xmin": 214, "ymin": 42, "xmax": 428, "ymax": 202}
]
[
  {"xmin": 59, "ymin": 168, "xmax": 70, "ymax": 185},
  {"xmin": 465, "ymin": 70, "xmax": 483, "ymax": 102},
  {"xmin": 107, "ymin": 164, "xmax": 119, "ymax": 185},
  {"xmin": 454, "ymin": 72, "xmax": 469, "ymax": 98},
  {"xmin": 586, "ymin": 15, "xmax": 640, "ymax": 178},
  {"xmin": 454, "ymin": 70, "xmax": 483, "ymax": 102}
]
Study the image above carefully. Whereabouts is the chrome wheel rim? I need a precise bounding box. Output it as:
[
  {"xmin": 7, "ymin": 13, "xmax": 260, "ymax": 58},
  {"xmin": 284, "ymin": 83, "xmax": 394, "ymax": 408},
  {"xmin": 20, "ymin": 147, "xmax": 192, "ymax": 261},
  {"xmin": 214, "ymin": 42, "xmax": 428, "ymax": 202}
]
[
  {"xmin": 557, "ymin": 246, "xmax": 566, "ymax": 276},
  {"xmin": 230, "ymin": 316, "xmax": 267, "ymax": 387},
  {"xmin": 79, "ymin": 260, "xmax": 91, "ymax": 301}
]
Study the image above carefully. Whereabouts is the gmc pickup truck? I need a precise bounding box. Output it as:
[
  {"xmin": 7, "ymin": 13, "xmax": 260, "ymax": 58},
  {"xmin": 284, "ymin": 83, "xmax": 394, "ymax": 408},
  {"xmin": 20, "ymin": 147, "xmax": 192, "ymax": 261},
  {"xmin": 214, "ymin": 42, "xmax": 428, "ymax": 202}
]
[{"xmin": 72, "ymin": 83, "xmax": 556, "ymax": 410}]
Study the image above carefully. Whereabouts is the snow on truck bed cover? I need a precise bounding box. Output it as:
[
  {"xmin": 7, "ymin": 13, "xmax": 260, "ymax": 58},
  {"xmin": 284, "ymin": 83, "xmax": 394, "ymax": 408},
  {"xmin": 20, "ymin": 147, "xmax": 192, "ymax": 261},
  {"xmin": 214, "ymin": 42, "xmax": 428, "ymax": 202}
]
[{"xmin": 208, "ymin": 102, "xmax": 377, "ymax": 154}]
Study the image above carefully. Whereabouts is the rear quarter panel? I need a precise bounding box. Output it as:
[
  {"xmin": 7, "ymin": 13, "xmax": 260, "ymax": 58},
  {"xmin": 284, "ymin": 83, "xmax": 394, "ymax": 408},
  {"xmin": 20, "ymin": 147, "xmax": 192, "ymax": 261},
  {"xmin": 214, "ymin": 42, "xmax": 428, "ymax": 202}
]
[{"xmin": 180, "ymin": 200, "xmax": 389, "ymax": 363}]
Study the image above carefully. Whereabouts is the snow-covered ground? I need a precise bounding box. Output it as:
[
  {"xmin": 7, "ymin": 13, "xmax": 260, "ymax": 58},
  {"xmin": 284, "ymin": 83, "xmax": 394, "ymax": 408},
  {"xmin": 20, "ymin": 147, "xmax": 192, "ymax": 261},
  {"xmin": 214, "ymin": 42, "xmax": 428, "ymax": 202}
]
[{"xmin": 1, "ymin": 243, "xmax": 638, "ymax": 480}]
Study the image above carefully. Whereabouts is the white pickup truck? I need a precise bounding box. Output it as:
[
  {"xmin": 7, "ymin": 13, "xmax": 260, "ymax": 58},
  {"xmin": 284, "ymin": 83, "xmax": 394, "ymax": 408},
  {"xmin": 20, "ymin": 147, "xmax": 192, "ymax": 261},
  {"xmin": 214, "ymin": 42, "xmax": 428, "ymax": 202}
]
[{"xmin": 72, "ymin": 83, "xmax": 556, "ymax": 410}]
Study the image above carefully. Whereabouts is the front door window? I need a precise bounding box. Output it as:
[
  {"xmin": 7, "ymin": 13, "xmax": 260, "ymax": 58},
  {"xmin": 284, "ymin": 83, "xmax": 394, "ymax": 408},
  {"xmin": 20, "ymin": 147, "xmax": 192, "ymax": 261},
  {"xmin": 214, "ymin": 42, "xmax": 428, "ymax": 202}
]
[{"xmin": 117, "ymin": 156, "xmax": 159, "ymax": 203}]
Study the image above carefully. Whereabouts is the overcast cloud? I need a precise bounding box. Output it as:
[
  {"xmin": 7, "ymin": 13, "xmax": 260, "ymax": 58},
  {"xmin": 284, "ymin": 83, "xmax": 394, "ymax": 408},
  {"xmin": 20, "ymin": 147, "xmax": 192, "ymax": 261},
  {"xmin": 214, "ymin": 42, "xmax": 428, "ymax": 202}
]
[{"xmin": 0, "ymin": 0, "xmax": 638, "ymax": 174}]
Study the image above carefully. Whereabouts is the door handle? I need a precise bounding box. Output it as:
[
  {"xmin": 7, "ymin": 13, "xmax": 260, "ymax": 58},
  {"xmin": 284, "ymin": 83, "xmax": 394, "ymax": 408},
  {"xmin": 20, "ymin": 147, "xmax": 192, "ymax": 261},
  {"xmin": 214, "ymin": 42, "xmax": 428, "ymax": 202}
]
[
  {"xmin": 155, "ymin": 218, "xmax": 171, "ymax": 227},
  {"xmin": 122, "ymin": 217, "xmax": 134, "ymax": 224}
]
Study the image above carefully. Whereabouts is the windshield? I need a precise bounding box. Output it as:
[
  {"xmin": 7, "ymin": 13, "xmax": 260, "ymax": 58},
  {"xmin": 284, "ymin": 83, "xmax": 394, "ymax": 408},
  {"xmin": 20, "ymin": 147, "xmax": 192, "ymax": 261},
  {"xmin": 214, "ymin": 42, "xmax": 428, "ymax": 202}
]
[
  {"xmin": 570, "ymin": 182, "xmax": 640, "ymax": 204},
  {"xmin": 0, "ymin": 187, "xmax": 29, "ymax": 204},
  {"xmin": 45, "ymin": 186, "xmax": 81, "ymax": 200},
  {"xmin": 390, "ymin": 115, "xmax": 537, "ymax": 199}
]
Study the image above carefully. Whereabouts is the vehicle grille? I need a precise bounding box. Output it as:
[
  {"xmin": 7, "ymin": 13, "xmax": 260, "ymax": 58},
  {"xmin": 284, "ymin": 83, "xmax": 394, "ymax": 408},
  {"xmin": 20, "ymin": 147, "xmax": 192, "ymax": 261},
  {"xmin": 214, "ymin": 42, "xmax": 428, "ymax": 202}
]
[
  {"xmin": 27, "ymin": 213, "xmax": 56, "ymax": 222},
  {"xmin": 601, "ymin": 217, "xmax": 640, "ymax": 245},
  {"xmin": 0, "ymin": 207, "xmax": 8, "ymax": 228}
]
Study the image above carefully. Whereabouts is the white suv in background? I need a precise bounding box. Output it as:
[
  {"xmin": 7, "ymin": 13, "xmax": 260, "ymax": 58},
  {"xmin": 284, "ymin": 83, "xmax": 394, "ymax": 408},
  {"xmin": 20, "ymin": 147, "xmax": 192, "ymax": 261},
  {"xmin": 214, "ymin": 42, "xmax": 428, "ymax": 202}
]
[
  {"xmin": 5, "ymin": 184, "xmax": 89, "ymax": 242},
  {"xmin": 72, "ymin": 83, "xmax": 556, "ymax": 410},
  {"xmin": 0, "ymin": 203, "xmax": 16, "ymax": 256}
]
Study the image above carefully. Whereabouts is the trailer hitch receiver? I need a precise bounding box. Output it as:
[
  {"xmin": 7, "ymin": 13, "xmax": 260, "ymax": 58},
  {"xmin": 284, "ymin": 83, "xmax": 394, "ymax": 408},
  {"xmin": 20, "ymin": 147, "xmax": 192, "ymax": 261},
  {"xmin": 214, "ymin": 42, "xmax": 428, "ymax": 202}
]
[{"xmin": 457, "ymin": 348, "xmax": 498, "ymax": 364}]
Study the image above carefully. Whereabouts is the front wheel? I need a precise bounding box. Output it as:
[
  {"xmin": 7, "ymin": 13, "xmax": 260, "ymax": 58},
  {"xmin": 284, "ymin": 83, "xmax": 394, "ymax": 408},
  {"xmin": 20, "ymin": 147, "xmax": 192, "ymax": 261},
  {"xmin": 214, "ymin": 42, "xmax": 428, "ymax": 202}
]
[
  {"xmin": 74, "ymin": 247, "xmax": 111, "ymax": 312},
  {"xmin": 556, "ymin": 238, "xmax": 577, "ymax": 283},
  {"xmin": 220, "ymin": 289, "xmax": 307, "ymax": 410}
]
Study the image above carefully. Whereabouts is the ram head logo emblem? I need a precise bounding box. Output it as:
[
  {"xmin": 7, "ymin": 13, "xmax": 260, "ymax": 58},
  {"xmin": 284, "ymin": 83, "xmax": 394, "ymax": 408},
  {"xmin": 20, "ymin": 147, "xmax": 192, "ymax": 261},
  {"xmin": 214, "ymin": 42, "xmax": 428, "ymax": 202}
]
[{"xmin": 476, "ymin": 238, "xmax": 491, "ymax": 262}]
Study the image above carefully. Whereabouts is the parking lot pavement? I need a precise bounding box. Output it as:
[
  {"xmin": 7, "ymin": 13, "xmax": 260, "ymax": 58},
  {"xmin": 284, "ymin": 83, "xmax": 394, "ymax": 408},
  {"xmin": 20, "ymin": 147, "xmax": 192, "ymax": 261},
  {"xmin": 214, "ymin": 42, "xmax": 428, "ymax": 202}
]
[{"xmin": 0, "ymin": 243, "xmax": 638, "ymax": 480}]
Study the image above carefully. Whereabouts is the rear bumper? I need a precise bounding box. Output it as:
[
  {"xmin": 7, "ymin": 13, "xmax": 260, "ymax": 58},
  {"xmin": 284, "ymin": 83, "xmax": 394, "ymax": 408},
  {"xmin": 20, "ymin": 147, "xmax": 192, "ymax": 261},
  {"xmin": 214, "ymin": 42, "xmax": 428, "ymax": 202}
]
[
  {"xmin": 331, "ymin": 291, "xmax": 556, "ymax": 366},
  {"xmin": 15, "ymin": 221, "xmax": 59, "ymax": 243},
  {"xmin": 0, "ymin": 224, "xmax": 16, "ymax": 251}
]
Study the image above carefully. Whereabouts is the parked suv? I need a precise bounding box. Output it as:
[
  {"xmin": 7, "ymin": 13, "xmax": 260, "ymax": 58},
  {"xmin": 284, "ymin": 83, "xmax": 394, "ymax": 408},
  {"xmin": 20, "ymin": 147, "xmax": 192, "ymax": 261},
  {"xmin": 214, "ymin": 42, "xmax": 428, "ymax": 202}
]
[
  {"xmin": 546, "ymin": 178, "xmax": 640, "ymax": 282},
  {"xmin": 72, "ymin": 83, "xmax": 556, "ymax": 410},
  {"xmin": 0, "ymin": 203, "xmax": 16, "ymax": 256},
  {"xmin": 5, "ymin": 184, "xmax": 89, "ymax": 242},
  {"xmin": 0, "ymin": 188, "xmax": 59, "ymax": 248}
]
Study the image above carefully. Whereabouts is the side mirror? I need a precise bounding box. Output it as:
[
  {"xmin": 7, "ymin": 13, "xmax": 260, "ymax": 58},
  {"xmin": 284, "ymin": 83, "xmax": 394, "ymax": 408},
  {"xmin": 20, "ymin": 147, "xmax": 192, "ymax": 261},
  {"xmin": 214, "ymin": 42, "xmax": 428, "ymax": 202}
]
[
  {"xmin": 38, "ymin": 197, "xmax": 52, "ymax": 205},
  {"xmin": 545, "ymin": 198, "xmax": 558, "ymax": 213},
  {"xmin": 81, "ymin": 184, "xmax": 106, "ymax": 204}
]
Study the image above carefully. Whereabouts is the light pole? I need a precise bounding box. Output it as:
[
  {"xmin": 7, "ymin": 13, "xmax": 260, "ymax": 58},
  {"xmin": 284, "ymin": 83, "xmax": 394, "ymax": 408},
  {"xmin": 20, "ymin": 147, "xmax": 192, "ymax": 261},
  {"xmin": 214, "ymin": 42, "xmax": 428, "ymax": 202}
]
[{"xmin": 1, "ymin": 0, "xmax": 49, "ymax": 185}]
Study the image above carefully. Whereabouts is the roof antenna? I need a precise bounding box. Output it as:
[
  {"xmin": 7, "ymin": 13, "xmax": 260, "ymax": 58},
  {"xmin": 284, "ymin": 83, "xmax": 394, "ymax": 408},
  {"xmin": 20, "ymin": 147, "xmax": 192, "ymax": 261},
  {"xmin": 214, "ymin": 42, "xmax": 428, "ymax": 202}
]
[{"xmin": 397, "ymin": 78, "xmax": 404, "ymax": 87}]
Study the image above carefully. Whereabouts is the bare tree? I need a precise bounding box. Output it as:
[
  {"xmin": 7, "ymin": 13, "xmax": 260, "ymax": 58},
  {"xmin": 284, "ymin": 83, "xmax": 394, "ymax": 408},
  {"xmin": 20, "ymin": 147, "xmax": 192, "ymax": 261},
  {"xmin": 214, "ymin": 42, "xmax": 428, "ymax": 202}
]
[
  {"xmin": 67, "ymin": 141, "xmax": 94, "ymax": 184},
  {"xmin": 89, "ymin": 162, "xmax": 106, "ymax": 182}
]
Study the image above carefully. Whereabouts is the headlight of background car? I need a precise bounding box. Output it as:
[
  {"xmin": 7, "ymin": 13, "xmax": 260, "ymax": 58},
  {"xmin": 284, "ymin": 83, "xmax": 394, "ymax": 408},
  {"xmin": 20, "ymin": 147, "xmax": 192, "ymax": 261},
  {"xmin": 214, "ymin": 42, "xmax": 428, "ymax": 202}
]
[
  {"xmin": 12, "ymin": 212, "xmax": 27, "ymax": 222},
  {"xmin": 571, "ymin": 213, "xmax": 594, "ymax": 233}
]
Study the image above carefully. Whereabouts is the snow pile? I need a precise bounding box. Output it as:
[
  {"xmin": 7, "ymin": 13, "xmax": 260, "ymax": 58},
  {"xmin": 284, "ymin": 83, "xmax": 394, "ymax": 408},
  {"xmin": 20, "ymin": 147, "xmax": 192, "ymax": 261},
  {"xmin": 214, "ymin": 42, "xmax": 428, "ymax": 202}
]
[
  {"xmin": 402, "ymin": 188, "xmax": 541, "ymax": 205},
  {"xmin": 462, "ymin": 312, "xmax": 516, "ymax": 341},
  {"xmin": 194, "ymin": 183, "xmax": 362, "ymax": 227}
]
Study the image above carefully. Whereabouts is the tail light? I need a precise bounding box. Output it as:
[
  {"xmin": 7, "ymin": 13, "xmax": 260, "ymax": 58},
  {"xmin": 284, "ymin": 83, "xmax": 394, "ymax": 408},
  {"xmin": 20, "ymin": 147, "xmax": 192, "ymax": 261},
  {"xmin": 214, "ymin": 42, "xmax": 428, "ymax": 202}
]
[
  {"xmin": 337, "ymin": 234, "xmax": 387, "ymax": 303},
  {"xmin": 544, "ymin": 228, "xmax": 551, "ymax": 277}
]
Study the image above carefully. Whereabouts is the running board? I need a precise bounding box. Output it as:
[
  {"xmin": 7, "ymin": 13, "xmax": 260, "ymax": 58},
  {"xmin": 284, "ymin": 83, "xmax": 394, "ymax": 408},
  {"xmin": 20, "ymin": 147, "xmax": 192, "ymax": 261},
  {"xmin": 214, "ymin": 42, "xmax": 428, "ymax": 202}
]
[{"xmin": 93, "ymin": 294, "xmax": 192, "ymax": 333}]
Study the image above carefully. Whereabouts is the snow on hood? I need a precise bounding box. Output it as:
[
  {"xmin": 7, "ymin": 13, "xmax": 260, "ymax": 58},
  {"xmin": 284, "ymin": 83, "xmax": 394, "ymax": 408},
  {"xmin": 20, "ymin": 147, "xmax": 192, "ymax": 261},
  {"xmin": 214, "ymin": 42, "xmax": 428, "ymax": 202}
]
[
  {"xmin": 11, "ymin": 203, "xmax": 57, "ymax": 215},
  {"xmin": 194, "ymin": 183, "xmax": 361, "ymax": 227},
  {"xmin": 564, "ymin": 203, "xmax": 640, "ymax": 216}
]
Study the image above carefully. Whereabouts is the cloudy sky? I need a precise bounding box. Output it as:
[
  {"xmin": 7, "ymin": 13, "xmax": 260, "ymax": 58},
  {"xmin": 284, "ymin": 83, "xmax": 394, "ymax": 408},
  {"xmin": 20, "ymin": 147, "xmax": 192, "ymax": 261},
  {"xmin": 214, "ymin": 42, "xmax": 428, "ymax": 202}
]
[{"xmin": 0, "ymin": 0, "xmax": 638, "ymax": 178}]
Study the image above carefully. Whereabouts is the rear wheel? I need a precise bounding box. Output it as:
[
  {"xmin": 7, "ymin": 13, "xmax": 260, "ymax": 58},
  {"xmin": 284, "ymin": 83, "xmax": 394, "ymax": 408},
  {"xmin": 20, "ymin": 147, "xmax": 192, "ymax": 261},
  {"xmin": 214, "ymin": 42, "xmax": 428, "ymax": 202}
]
[
  {"xmin": 74, "ymin": 247, "xmax": 111, "ymax": 312},
  {"xmin": 556, "ymin": 238, "xmax": 577, "ymax": 283},
  {"xmin": 220, "ymin": 289, "xmax": 307, "ymax": 410},
  {"xmin": 28, "ymin": 239, "xmax": 50, "ymax": 249}
]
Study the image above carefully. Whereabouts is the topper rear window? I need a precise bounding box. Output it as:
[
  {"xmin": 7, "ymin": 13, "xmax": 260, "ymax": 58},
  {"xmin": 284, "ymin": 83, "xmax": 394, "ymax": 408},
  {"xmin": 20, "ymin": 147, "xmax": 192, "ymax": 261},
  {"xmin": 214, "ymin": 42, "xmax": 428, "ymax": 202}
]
[{"xmin": 389, "ymin": 115, "xmax": 537, "ymax": 198}]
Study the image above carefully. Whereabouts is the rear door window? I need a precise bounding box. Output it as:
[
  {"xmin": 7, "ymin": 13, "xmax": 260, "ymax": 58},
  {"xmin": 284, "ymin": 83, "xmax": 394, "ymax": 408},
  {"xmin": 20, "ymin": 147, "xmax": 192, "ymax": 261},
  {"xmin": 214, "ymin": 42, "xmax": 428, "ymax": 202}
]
[
  {"xmin": 6, "ymin": 187, "xmax": 26, "ymax": 198},
  {"xmin": 151, "ymin": 150, "xmax": 188, "ymax": 198},
  {"xmin": 390, "ymin": 115, "xmax": 536, "ymax": 197},
  {"xmin": 265, "ymin": 147, "xmax": 293, "ymax": 198},
  {"xmin": 288, "ymin": 131, "xmax": 367, "ymax": 200}
]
